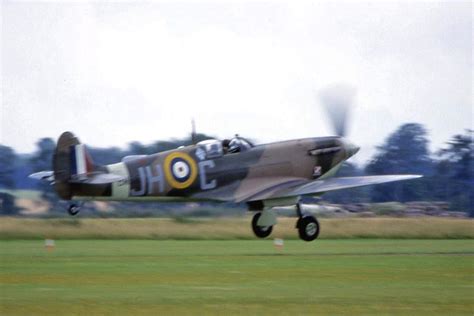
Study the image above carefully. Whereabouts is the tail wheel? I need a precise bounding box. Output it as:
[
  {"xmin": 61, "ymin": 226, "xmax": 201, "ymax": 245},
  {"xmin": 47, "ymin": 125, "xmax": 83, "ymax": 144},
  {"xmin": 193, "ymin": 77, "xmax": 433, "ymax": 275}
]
[
  {"xmin": 68, "ymin": 204, "xmax": 80, "ymax": 216},
  {"xmin": 251, "ymin": 212, "xmax": 273, "ymax": 238},
  {"xmin": 297, "ymin": 216, "xmax": 320, "ymax": 241}
]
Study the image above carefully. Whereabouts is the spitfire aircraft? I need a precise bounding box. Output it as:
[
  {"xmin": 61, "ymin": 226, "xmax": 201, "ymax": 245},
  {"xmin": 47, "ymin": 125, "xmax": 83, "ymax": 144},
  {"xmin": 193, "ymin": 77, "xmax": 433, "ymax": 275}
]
[{"xmin": 30, "ymin": 88, "xmax": 421, "ymax": 241}]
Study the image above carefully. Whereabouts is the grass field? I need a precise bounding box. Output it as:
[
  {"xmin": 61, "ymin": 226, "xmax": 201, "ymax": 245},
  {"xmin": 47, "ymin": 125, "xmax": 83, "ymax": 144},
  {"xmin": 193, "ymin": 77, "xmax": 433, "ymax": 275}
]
[
  {"xmin": 1, "ymin": 217, "xmax": 473, "ymax": 240},
  {"xmin": 1, "ymin": 239, "xmax": 473, "ymax": 315}
]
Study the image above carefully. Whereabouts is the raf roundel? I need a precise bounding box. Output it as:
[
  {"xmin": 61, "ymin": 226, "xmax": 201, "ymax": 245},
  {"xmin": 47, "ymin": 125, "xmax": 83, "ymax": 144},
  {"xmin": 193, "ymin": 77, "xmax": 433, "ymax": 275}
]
[
  {"xmin": 164, "ymin": 152, "xmax": 198, "ymax": 189},
  {"xmin": 172, "ymin": 160, "xmax": 190, "ymax": 179}
]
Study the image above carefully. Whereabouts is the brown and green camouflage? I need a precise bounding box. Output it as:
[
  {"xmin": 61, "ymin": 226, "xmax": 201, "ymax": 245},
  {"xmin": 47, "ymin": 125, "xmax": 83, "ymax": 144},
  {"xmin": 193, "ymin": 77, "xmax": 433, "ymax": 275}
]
[{"xmin": 52, "ymin": 131, "xmax": 359, "ymax": 206}]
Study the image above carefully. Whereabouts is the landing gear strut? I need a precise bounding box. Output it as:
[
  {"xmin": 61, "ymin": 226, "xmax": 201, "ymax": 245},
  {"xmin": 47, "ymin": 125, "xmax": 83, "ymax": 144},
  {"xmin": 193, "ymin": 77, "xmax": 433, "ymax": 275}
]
[
  {"xmin": 67, "ymin": 202, "xmax": 84, "ymax": 216},
  {"xmin": 295, "ymin": 203, "xmax": 320, "ymax": 242},
  {"xmin": 251, "ymin": 212, "xmax": 273, "ymax": 238}
]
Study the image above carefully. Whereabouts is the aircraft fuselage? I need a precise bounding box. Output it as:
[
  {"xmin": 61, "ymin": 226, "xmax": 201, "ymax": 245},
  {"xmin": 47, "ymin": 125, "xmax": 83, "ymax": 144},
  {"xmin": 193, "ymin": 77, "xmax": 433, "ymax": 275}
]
[{"xmin": 68, "ymin": 136, "xmax": 354, "ymax": 202}]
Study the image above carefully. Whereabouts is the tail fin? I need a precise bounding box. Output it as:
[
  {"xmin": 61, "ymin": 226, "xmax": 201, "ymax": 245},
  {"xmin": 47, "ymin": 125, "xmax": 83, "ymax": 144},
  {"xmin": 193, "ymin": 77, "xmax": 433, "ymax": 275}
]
[{"xmin": 53, "ymin": 132, "xmax": 96, "ymax": 199}]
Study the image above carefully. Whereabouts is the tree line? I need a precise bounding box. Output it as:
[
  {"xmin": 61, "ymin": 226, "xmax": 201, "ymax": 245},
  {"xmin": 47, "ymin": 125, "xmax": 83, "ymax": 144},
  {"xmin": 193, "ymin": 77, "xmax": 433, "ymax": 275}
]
[{"xmin": 0, "ymin": 124, "xmax": 472, "ymax": 216}]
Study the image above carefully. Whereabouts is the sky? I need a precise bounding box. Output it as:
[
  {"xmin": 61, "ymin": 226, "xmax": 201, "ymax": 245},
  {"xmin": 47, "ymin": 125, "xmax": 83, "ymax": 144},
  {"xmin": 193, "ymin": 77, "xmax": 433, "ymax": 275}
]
[{"xmin": 1, "ymin": 0, "xmax": 472, "ymax": 164}]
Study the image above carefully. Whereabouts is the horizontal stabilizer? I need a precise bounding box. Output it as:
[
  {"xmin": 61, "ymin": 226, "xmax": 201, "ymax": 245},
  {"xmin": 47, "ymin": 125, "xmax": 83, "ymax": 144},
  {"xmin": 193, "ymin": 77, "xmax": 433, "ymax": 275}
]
[
  {"xmin": 29, "ymin": 171, "xmax": 54, "ymax": 182},
  {"xmin": 29, "ymin": 170, "xmax": 125, "ymax": 185},
  {"xmin": 69, "ymin": 172, "xmax": 126, "ymax": 185}
]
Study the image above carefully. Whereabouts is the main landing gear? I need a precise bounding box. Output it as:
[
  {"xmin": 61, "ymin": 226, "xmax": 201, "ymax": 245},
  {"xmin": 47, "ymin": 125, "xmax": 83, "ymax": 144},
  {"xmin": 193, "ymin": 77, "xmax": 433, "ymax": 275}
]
[
  {"xmin": 250, "ymin": 202, "xmax": 320, "ymax": 242},
  {"xmin": 67, "ymin": 202, "xmax": 84, "ymax": 216},
  {"xmin": 295, "ymin": 203, "xmax": 320, "ymax": 241},
  {"xmin": 251, "ymin": 212, "xmax": 273, "ymax": 238}
]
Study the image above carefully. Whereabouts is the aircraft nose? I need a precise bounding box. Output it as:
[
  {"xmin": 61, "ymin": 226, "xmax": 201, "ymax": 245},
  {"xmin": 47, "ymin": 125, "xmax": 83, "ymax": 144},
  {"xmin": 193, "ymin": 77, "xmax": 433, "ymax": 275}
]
[{"xmin": 342, "ymin": 139, "xmax": 360, "ymax": 158}]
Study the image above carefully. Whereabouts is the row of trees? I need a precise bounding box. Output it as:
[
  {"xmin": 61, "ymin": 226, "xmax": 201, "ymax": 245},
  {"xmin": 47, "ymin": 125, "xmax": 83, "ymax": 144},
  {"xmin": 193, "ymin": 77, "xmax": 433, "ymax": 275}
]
[
  {"xmin": 0, "ymin": 124, "xmax": 472, "ymax": 216},
  {"xmin": 326, "ymin": 124, "xmax": 473, "ymax": 216}
]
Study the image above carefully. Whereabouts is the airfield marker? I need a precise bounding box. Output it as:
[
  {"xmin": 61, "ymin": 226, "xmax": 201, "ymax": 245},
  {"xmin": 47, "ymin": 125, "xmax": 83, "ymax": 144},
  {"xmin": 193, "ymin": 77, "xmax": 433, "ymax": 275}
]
[
  {"xmin": 273, "ymin": 238, "xmax": 284, "ymax": 250},
  {"xmin": 44, "ymin": 239, "xmax": 55, "ymax": 252}
]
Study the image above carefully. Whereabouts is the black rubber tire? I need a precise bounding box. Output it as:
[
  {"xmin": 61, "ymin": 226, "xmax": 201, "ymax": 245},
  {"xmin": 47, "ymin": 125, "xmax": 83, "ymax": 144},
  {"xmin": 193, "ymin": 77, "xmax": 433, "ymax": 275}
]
[
  {"xmin": 251, "ymin": 212, "xmax": 273, "ymax": 238},
  {"xmin": 297, "ymin": 216, "xmax": 320, "ymax": 242},
  {"xmin": 68, "ymin": 204, "xmax": 80, "ymax": 216}
]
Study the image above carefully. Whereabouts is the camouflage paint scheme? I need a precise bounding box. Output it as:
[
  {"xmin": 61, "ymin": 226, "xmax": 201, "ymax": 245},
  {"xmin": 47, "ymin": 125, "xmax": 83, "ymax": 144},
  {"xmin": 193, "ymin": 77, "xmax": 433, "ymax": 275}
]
[
  {"xmin": 36, "ymin": 131, "xmax": 421, "ymax": 240},
  {"xmin": 53, "ymin": 132, "xmax": 357, "ymax": 206}
]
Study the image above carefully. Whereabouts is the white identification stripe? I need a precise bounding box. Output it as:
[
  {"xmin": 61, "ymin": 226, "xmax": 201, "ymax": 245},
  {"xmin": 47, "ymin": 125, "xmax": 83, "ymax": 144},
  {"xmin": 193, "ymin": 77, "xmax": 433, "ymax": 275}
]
[
  {"xmin": 75, "ymin": 144, "xmax": 86, "ymax": 175},
  {"xmin": 107, "ymin": 162, "xmax": 130, "ymax": 198}
]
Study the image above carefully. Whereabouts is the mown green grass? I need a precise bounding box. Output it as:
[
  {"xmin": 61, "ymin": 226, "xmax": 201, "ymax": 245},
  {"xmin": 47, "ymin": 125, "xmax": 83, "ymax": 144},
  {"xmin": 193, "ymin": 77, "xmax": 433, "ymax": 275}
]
[{"xmin": 1, "ymin": 239, "xmax": 473, "ymax": 315}]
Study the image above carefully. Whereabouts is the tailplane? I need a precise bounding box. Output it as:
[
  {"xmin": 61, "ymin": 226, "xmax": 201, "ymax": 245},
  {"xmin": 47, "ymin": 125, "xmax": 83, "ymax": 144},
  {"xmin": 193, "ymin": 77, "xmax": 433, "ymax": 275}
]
[{"xmin": 29, "ymin": 131, "xmax": 125, "ymax": 200}]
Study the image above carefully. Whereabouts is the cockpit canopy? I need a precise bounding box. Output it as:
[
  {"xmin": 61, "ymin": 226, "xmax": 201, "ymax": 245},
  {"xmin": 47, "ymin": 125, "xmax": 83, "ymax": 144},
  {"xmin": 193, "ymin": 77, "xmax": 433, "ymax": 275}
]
[
  {"xmin": 197, "ymin": 136, "xmax": 254, "ymax": 159},
  {"xmin": 227, "ymin": 136, "xmax": 253, "ymax": 153},
  {"xmin": 197, "ymin": 139, "xmax": 223, "ymax": 159}
]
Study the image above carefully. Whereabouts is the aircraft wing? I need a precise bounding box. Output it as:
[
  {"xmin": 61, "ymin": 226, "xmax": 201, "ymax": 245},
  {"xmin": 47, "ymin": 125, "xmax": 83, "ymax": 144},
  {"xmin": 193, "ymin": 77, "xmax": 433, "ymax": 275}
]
[
  {"xmin": 246, "ymin": 175, "xmax": 422, "ymax": 202},
  {"xmin": 191, "ymin": 177, "xmax": 308, "ymax": 202}
]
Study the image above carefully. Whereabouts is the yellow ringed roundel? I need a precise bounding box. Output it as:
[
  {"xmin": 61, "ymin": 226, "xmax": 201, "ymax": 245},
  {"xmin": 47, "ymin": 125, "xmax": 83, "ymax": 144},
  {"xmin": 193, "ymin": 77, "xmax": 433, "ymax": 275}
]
[{"xmin": 164, "ymin": 152, "xmax": 198, "ymax": 189}]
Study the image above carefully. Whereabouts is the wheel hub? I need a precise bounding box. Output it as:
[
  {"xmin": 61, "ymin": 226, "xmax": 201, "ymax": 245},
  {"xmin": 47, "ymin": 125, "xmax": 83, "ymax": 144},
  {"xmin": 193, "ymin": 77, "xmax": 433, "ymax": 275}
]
[{"xmin": 305, "ymin": 222, "xmax": 317, "ymax": 236}]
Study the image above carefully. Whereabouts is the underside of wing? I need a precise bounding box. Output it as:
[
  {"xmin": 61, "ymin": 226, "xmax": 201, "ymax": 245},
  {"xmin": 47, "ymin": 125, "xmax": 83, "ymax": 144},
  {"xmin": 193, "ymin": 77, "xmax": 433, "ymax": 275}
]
[
  {"xmin": 191, "ymin": 177, "xmax": 309, "ymax": 202},
  {"xmin": 247, "ymin": 175, "xmax": 422, "ymax": 202}
]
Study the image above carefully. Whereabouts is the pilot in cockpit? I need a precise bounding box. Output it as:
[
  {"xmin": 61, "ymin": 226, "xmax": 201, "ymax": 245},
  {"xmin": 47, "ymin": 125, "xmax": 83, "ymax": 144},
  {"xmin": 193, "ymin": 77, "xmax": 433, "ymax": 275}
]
[
  {"xmin": 222, "ymin": 139, "xmax": 231, "ymax": 154},
  {"xmin": 225, "ymin": 135, "xmax": 253, "ymax": 154}
]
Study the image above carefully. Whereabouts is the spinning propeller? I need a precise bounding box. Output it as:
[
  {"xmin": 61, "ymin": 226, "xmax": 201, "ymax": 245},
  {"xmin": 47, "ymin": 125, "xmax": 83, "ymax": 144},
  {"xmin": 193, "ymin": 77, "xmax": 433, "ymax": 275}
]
[
  {"xmin": 319, "ymin": 84, "xmax": 359, "ymax": 156},
  {"xmin": 319, "ymin": 83, "xmax": 356, "ymax": 138}
]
